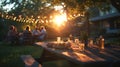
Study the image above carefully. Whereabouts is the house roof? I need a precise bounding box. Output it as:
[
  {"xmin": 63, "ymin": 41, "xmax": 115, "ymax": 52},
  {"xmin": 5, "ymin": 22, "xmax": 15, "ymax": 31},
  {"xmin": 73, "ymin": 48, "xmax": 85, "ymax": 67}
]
[{"xmin": 89, "ymin": 12, "xmax": 120, "ymax": 22}]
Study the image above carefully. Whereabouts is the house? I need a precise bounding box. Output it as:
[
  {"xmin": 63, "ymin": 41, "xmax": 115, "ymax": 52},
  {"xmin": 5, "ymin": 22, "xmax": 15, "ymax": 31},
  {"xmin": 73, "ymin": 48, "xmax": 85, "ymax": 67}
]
[
  {"xmin": 90, "ymin": 12, "xmax": 120, "ymax": 34},
  {"xmin": 89, "ymin": 5, "xmax": 120, "ymax": 36}
]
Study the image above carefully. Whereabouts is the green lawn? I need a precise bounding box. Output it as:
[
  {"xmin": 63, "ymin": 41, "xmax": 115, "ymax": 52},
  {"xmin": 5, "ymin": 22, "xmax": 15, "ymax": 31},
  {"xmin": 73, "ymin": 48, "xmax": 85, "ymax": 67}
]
[
  {"xmin": 0, "ymin": 42, "xmax": 74, "ymax": 67},
  {"xmin": 0, "ymin": 42, "xmax": 42, "ymax": 67}
]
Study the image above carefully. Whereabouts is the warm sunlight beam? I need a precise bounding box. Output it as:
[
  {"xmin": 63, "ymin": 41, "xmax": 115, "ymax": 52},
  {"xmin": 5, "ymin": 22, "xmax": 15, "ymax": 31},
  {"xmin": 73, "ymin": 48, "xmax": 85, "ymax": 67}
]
[{"xmin": 53, "ymin": 13, "xmax": 67, "ymax": 27}]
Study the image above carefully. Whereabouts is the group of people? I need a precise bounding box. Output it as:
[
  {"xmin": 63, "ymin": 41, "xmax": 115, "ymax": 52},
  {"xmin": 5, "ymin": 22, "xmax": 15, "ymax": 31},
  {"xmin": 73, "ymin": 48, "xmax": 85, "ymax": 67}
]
[{"xmin": 7, "ymin": 25, "xmax": 47, "ymax": 45}]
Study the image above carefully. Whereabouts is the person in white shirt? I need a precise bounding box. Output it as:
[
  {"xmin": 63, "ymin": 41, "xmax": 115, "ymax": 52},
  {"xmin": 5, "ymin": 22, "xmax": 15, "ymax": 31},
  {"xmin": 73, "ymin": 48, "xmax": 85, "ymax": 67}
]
[
  {"xmin": 39, "ymin": 26, "xmax": 47, "ymax": 41},
  {"xmin": 32, "ymin": 26, "xmax": 40, "ymax": 41}
]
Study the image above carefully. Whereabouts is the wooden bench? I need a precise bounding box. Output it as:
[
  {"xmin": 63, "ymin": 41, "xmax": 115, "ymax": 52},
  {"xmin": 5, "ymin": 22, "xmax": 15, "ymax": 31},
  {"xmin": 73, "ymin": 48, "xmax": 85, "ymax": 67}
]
[{"xmin": 21, "ymin": 55, "xmax": 42, "ymax": 67}]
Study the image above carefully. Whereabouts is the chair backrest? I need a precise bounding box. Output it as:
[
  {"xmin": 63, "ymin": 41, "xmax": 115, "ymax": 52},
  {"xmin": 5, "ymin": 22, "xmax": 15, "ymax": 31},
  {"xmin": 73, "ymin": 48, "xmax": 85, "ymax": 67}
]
[{"xmin": 22, "ymin": 31, "xmax": 33, "ymax": 43}]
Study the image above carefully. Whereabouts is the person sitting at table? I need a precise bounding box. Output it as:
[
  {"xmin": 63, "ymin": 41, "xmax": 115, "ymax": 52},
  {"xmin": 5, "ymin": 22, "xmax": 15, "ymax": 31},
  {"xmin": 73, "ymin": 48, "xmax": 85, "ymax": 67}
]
[
  {"xmin": 7, "ymin": 25, "xmax": 19, "ymax": 44},
  {"xmin": 20, "ymin": 25, "xmax": 33, "ymax": 45},
  {"xmin": 38, "ymin": 26, "xmax": 47, "ymax": 41},
  {"xmin": 32, "ymin": 26, "xmax": 40, "ymax": 42},
  {"xmin": 69, "ymin": 34, "xmax": 74, "ymax": 41}
]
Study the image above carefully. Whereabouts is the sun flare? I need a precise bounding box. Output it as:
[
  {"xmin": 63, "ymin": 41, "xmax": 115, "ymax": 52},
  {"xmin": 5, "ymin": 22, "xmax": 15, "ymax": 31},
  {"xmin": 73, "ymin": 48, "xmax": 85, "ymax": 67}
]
[{"xmin": 53, "ymin": 13, "xmax": 67, "ymax": 27}]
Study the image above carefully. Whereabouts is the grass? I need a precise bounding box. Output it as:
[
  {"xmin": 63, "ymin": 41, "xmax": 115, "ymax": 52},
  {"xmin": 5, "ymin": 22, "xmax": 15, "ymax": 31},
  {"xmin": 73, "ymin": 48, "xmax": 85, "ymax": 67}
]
[
  {"xmin": 0, "ymin": 41, "xmax": 75, "ymax": 67},
  {"xmin": 0, "ymin": 41, "xmax": 43, "ymax": 67}
]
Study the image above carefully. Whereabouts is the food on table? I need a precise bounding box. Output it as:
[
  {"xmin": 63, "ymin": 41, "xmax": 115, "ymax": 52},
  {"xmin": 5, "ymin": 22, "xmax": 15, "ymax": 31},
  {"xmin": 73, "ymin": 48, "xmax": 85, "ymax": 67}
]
[{"xmin": 47, "ymin": 42, "xmax": 72, "ymax": 49}]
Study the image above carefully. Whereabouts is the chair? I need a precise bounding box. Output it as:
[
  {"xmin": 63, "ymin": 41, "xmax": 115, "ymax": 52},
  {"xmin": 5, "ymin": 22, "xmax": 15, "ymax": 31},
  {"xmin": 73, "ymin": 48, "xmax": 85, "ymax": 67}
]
[{"xmin": 20, "ymin": 31, "xmax": 33, "ymax": 45}]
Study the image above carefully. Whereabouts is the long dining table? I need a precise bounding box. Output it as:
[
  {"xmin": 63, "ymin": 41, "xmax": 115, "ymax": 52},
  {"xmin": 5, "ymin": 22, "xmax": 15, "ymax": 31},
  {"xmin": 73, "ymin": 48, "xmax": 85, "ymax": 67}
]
[{"xmin": 35, "ymin": 42, "xmax": 120, "ymax": 67}]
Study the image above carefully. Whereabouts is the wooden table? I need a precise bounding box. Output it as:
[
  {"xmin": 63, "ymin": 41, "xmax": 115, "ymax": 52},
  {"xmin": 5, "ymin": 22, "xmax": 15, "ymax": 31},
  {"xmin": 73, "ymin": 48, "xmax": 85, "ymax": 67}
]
[{"xmin": 35, "ymin": 42, "xmax": 120, "ymax": 67}]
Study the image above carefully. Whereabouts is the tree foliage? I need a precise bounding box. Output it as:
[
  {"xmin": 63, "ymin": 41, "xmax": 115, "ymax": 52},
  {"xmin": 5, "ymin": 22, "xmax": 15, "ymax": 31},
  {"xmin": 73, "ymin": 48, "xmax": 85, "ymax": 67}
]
[{"xmin": 0, "ymin": 0, "xmax": 119, "ymax": 19}]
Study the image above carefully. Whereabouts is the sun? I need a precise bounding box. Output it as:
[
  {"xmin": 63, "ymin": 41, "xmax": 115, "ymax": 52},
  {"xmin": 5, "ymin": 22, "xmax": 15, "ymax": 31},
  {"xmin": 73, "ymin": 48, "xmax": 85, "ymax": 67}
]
[
  {"xmin": 51, "ymin": 5, "xmax": 67, "ymax": 28},
  {"xmin": 53, "ymin": 13, "xmax": 67, "ymax": 27}
]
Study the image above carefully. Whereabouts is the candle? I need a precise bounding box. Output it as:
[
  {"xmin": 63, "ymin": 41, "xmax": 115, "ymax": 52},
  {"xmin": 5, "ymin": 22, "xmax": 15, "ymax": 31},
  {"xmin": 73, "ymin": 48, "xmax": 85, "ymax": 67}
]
[
  {"xmin": 57, "ymin": 37, "xmax": 61, "ymax": 43},
  {"xmin": 75, "ymin": 38, "xmax": 79, "ymax": 45}
]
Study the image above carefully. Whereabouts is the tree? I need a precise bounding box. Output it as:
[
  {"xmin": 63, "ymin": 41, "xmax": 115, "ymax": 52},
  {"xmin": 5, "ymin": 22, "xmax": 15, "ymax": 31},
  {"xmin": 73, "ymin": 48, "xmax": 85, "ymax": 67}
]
[{"xmin": 0, "ymin": 0, "xmax": 119, "ymax": 21}]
